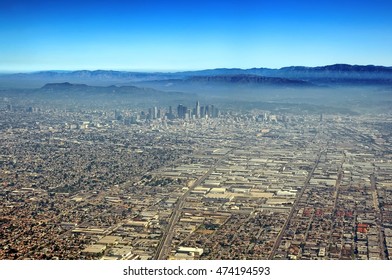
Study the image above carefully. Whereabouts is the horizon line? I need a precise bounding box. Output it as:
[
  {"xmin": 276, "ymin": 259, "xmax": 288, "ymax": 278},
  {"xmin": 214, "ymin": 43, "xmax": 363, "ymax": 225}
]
[{"xmin": 1, "ymin": 63, "xmax": 392, "ymax": 75}]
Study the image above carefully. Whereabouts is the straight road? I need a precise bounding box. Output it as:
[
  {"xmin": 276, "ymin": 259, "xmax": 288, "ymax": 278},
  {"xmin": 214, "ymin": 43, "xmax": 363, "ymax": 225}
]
[
  {"xmin": 370, "ymin": 174, "xmax": 387, "ymax": 259},
  {"xmin": 269, "ymin": 150, "xmax": 323, "ymax": 259},
  {"xmin": 154, "ymin": 150, "xmax": 232, "ymax": 260}
]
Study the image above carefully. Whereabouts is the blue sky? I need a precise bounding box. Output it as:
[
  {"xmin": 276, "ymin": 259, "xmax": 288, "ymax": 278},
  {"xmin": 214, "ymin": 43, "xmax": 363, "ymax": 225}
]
[{"xmin": 1, "ymin": 0, "xmax": 392, "ymax": 72}]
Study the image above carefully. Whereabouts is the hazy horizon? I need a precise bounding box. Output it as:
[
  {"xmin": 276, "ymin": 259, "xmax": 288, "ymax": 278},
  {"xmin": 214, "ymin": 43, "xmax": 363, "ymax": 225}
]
[{"xmin": 1, "ymin": 63, "xmax": 392, "ymax": 75}]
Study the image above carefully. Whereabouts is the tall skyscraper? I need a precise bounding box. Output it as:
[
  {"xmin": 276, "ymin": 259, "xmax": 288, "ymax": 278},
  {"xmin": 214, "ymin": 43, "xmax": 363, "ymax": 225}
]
[
  {"xmin": 196, "ymin": 101, "xmax": 200, "ymax": 119},
  {"xmin": 200, "ymin": 106, "xmax": 205, "ymax": 118},
  {"xmin": 114, "ymin": 110, "xmax": 122, "ymax": 120},
  {"xmin": 177, "ymin": 104, "xmax": 187, "ymax": 119},
  {"xmin": 167, "ymin": 106, "xmax": 174, "ymax": 120},
  {"xmin": 205, "ymin": 105, "xmax": 210, "ymax": 117},
  {"xmin": 148, "ymin": 108, "xmax": 153, "ymax": 120}
]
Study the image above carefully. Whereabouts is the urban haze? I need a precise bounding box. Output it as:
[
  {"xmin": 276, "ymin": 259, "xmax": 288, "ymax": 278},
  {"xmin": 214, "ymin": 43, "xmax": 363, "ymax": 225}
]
[{"xmin": 1, "ymin": 65, "xmax": 392, "ymax": 260}]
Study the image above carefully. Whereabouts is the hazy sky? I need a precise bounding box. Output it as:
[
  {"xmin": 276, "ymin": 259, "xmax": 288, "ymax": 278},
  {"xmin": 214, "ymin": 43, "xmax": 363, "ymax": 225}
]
[{"xmin": 1, "ymin": 0, "xmax": 392, "ymax": 72}]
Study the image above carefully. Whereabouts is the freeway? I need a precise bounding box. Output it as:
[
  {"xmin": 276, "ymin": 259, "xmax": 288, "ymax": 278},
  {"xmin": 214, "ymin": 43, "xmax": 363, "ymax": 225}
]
[{"xmin": 370, "ymin": 174, "xmax": 387, "ymax": 259}]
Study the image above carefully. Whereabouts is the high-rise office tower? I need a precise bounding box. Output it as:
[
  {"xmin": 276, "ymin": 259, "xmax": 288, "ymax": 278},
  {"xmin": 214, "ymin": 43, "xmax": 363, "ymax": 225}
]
[
  {"xmin": 196, "ymin": 101, "xmax": 200, "ymax": 119},
  {"xmin": 114, "ymin": 110, "xmax": 122, "ymax": 120},
  {"xmin": 200, "ymin": 106, "xmax": 205, "ymax": 118},
  {"xmin": 212, "ymin": 107, "xmax": 219, "ymax": 118},
  {"xmin": 167, "ymin": 106, "xmax": 174, "ymax": 120},
  {"xmin": 205, "ymin": 105, "xmax": 210, "ymax": 117},
  {"xmin": 177, "ymin": 104, "xmax": 187, "ymax": 119}
]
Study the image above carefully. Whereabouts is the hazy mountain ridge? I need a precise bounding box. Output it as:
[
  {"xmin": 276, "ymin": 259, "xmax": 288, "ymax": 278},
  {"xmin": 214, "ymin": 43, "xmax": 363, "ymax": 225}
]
[
  {"xmin": 0, "ymin": 82, "xmax": 188, "ymax": 99},
  {"xmin": 38, "ymin": 82, "xmax": 191, "ymax": 98},
  {"xmin": 41, "ymin": 82, "xmax": 143, "ymax": 93},
  {"xmin": 280, "ymin": 64, "xmax": 392, "ymax": 72},
  {"xmin": 138, "ymin": 74, "xmax": 314, "ymax": 88},
  {"xmin": 1, "ymin": 64, "xmax": 392, "ymax": 89},
  {"xmin": 186, "ymin": 74, "xmax": 312, "ymax": 85}
]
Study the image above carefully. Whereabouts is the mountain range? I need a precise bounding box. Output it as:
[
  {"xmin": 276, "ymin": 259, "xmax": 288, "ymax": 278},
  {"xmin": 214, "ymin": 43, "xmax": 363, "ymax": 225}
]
[
  {"xmin": 1, "ymin": 64, "xmax": 392, "ymax": 89},
  {"xmin": 1, "ymin": 65, "xmax": 391, "ymax": 114}
]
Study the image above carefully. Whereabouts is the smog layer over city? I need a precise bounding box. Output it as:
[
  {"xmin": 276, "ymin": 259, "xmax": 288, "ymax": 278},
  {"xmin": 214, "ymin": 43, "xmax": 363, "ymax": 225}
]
[{"xmin": 1, "ymin": 0, "xmax": 392, "ymax": 261}]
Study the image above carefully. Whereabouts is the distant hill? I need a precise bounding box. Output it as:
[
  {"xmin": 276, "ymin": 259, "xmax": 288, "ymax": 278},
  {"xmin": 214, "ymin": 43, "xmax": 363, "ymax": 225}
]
[
  {"xmin": 274, "ymin": 64, "xmax": 392, "ymax": 84},
  {"xmin": 186, "ymin": 74, "xmax": 312, "ymax": 86},
  {"xmin": 1, "ymin": 64, "xmax": 391, "ymax": 88},
  {"xmin": 41, "ymin": 82, "xmax": 89, "ymax": 90},
  {"xmin": 179, "ymin": 64, "xmax": 392, "ymax": 78},
  {"xmin": 0, "ymin": 82, "xmax": 189, "ymax": 102},
  {"xmin": 130, "ymin": 74, "xmax": 316, "ymax": 96},
  {"xmin": 40, "ymin": 82, "xmax": 143, "ymax": 93},
  {"xmin": 0, "ymin": 81, "xmax": 195, "ymax": 108},
  {"xmin": 0, "ymin": 71, "xmax": 178, "ymax": 88},
  {"xmin": 38, "ymin": 82, "xmax": 189, "ymax": 98},
  {"xmin": 281, "ymin": 64, "xmax": 392, "ymax": 73}
]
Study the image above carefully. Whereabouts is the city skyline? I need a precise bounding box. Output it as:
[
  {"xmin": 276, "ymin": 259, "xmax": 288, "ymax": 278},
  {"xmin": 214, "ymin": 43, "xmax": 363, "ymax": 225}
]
[{"xmin": 1, "ymin": 0, "xmax": 392, "ymax": 72}]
